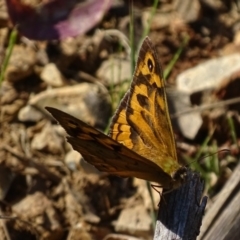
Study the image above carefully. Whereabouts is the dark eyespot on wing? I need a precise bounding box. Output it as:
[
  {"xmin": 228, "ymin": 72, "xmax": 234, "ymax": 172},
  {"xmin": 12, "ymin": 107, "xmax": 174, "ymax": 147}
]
[
  {"xmin": 138, "ymin": 37, "xmax": 163, "ymax": 79},
  {"xmin": 147, "ymin": 58, "xmax": 154, "ymax": 72}
]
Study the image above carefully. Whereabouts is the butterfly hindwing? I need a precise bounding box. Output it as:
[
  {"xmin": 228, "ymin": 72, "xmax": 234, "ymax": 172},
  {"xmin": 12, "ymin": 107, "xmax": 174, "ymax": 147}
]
[{"xmin": 46, "ymin": 107, "xmax": 173, "ymax": 187}]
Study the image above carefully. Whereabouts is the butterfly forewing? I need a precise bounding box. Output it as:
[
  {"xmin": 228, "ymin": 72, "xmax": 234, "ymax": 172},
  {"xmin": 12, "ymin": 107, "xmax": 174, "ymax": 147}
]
[{"xmin": 109, "ymin": 37, "xmax": 180, "ymax": 175}]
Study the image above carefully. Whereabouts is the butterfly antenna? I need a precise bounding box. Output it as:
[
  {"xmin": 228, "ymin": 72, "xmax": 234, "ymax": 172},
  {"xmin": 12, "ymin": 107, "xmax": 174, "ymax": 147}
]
[{"xmin": 186, "ymin": 149, "xmax": 230, "ymax": 167}]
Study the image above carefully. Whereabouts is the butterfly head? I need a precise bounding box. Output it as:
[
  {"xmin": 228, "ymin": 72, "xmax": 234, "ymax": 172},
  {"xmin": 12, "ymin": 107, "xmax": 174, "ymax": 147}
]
[{"xmin": 171, "ymin": 166, "xmax": 188, "ymax": 189}]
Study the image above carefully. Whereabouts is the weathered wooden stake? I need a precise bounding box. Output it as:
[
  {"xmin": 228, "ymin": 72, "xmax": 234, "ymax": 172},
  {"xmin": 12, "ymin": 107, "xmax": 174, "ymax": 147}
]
[{"xmin": 154, "ymin": 170, "xmax": 207, "ymax": 240}]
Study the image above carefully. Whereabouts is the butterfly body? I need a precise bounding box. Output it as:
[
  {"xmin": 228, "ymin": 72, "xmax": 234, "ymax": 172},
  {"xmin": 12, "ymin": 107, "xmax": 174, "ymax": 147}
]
[{"xmin": 46, "ymin": 37, "xmax": 187, "ymax": 190}]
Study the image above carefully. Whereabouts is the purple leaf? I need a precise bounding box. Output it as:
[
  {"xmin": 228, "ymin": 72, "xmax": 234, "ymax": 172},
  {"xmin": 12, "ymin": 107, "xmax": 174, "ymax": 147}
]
[{"xmin": 5, "ymin": 0, "xmax": 111, "ymax": 40}]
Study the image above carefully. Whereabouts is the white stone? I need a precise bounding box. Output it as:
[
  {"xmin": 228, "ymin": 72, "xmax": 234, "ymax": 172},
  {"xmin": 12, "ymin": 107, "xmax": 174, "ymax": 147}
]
[
  {"xmin": 177, "ymin": 54, "xmax": 240, "ymax": 93},
  {"xmin": 40, "ymin": 63, "xmax": 65, "ymax": 87}
]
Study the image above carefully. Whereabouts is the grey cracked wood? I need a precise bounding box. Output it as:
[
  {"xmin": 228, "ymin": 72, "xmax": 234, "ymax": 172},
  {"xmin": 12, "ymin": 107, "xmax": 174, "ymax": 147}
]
[
  {"xmin": 199, "ymin": 163, "xmax": 240, "ymax": 240},
  {"xmin": 154, "ymin": 169, "xmax": 207, "ymax": 240}
]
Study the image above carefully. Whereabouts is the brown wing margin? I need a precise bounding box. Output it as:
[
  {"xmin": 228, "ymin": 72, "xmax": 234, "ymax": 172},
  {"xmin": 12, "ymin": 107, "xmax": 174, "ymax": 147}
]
[{"xmin": 46, "ymin": 107, "xmax": 173, "ymax": 187}]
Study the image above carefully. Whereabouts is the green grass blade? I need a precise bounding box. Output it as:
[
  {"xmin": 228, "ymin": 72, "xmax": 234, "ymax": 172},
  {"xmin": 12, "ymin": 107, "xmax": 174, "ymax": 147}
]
[
  {"xmin": 146, "ymin": 181, "xmax": 157, "ymax": 232},
  {"xmin": 129, "ymin": 1, "xmax": 135, "ymax": 75},
  {"xmin": 141, "ymin": 0, "xmax": 158, "ymax": 39},
  {"xmin": 163, "ymin": 34, "xmax": 189, "ymax": 80},
  {"xmin": 0, "ymin": 28, "xmax": 18, "ymax": 85},
  {"xmin": 227, "ymin": 115, "xmax": 239, "ymax": 149},
  {"xmin": 129, "ymin": 0, "xmax": 159, "ymax": 228}
]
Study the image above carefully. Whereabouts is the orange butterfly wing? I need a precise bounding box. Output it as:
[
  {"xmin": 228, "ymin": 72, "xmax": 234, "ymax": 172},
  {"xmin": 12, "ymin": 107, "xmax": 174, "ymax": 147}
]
[
  {"xmin": 46, "ymin": 107, "xmax": 173, "ymax": 187},
  {"xmin": 109, "ymin": 37, "xmax": 180, "ymax": 177}
]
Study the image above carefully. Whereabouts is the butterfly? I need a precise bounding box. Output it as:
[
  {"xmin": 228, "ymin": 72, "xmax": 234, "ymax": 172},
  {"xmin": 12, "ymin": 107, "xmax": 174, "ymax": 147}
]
[{"xmin": 46, "ymin": 37, "xmax": 187, "ymax": 190}]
